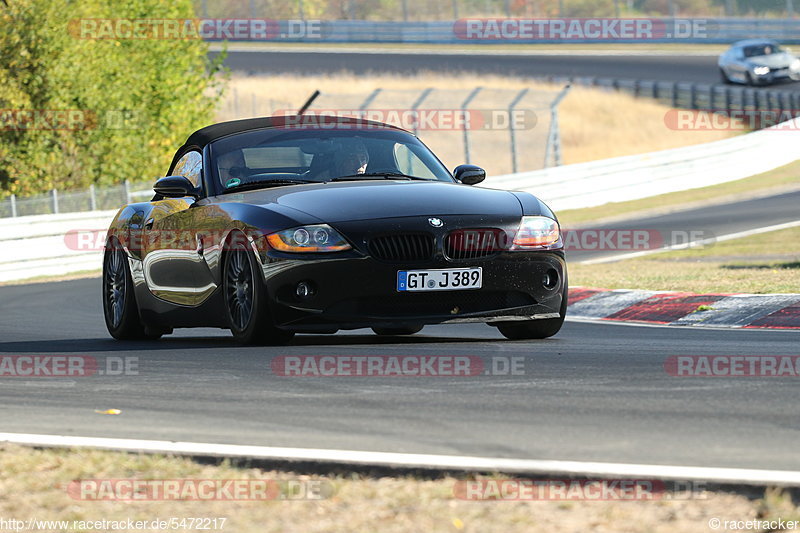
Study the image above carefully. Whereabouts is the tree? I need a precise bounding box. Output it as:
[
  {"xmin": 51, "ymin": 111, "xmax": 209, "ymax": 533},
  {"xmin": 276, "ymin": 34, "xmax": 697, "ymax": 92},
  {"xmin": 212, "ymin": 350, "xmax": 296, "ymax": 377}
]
[{"xmin": 0, "ymin": 0, "xmax": 226, "ymax": 197}]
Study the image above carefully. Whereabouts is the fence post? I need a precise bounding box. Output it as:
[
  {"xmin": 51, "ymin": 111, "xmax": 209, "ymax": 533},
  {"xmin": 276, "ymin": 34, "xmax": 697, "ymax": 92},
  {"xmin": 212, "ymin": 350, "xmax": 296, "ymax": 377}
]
[
  {"xmin": 401, "ymin": 0, "xmax": 408, "ymax": 21},
  {"xmin": 672, "ymin": 82, "xmax": 679, "ymax": 107},
  {"xmin": 461, "ymin": 87, "xmax": 482, "ymax": 164},
  {"xmin": 10, "ymin": 194, "xmax": 16, "ymax": 218},
  {"xmin": 452, "ymin": 0, "xmax": 458, "ymax": 18},
  {"xmin": 90, "ymin": 184, "xmax": 97, "ymax": 211},
  {"xmin": 124, "ymin": 180, "xmax": 131, "ymax": 204},
  {"xmin": 508, "ymin": 88, "xmax": 529, "ymax": 174},
  {"xmin": 410, "ymin": 87, "xmax": 433, "ymax": 137},
  {"xmin": 545, "ymin": 85, "xmax": 571, "ymax": 168},
  {"xmin": 359, "ymin": 88, "xmax": 382, "ymax": 110}
]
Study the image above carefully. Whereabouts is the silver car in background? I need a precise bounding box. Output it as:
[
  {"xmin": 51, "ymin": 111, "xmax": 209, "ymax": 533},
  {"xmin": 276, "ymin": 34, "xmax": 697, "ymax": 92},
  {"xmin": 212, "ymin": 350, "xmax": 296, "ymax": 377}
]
[{"xmin": 718, "ymin": 39, "xmax": 800, "ymax": 86}]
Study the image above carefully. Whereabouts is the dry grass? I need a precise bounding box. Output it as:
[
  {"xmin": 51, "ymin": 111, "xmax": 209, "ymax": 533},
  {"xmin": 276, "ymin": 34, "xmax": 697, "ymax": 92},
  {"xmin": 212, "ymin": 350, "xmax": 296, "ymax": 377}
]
[
  {"xmin": 3, "ymin": 444, "xmax": 798, "ymax": 533},
  {"xmin": 569, "ymin": 227, "xmax": 800, "ymax": 294},
  {"xmin": 220, "ymin": 73, "xmax": 736, "ymax": 176}
]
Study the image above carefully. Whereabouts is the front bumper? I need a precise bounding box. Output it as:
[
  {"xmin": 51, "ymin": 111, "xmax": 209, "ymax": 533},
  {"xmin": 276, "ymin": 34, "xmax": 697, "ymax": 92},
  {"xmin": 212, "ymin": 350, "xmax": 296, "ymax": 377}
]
[{"xmin": 258, "ymin": 251, "xmax": 566, "ymax": 331}]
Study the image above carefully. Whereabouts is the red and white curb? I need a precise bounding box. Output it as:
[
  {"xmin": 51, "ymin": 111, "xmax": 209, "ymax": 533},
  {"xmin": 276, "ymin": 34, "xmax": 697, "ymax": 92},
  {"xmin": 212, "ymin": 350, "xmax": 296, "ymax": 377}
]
[{"xmin": 568, "ymin": 288, "xmax": 800, "ymax": 329}]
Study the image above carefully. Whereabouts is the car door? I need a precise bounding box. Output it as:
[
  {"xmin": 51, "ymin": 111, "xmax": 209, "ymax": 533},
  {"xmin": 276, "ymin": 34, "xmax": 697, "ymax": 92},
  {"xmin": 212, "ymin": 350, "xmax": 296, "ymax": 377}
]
[{"xmin": 142, "ymin": 150, "xmax": 208, "ymax": 306}]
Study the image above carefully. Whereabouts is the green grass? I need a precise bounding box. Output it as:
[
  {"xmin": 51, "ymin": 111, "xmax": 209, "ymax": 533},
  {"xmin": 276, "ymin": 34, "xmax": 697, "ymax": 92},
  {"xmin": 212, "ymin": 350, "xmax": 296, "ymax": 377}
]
[
  {"xmin": 558, "ymin": 159, "xmax": 800, "ymax": 227},
  {"xmin": 570, "ymin": 226, "xmax": 800, "ymax": 294}
]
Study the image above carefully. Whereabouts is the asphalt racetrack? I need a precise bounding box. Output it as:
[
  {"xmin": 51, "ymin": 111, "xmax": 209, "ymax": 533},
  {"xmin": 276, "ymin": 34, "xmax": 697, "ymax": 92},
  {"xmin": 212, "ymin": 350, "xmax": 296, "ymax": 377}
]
[
  {"xmin": 2, "ymin": 51, "xmax": 799, "ymax": 476},
  {"xmin": 1, "ymin": 190, "xmax": 799, "ymax": 473},
  {"xmin": 0, "ymin": 278, "xmax": 798, "ymax": 471},
  {"xmin": 218, "ymin": 48, "xmax": 800, "ymax": 91}
]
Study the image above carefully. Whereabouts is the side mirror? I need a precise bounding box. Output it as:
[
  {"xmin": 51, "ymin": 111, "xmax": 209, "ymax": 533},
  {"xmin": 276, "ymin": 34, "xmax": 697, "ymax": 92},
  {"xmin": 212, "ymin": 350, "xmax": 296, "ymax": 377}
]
[
  {"xmin": 154, "ymin": 176, "xmax": 200, "ymax": 199},
  {"xmin": 454, "ymin": 164, "xmax": 486, "ymax": 186}
]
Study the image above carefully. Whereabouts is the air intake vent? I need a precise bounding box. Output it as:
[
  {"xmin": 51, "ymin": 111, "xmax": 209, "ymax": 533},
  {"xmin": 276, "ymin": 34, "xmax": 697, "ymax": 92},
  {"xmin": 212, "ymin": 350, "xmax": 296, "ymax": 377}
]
[
  {"xmin": 445, "ymin": 229, "xmax": 504, "ymax": 260},
  {"xmin": 368, "ymin": 234, "xmax": 435, "ymax": 262}
]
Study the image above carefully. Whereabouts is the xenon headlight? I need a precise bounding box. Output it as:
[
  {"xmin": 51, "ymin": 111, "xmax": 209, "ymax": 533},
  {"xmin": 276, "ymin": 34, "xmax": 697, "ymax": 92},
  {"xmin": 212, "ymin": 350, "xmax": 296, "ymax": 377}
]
[
  {"xmin": 753, "ymin": 66, "xmax": 770, "ymax": 76},
  {"xmin": 266, "ymin": 224, "xmax": 351, "ymax": 253},
  {"xmin": 512, "ymin": 216, "xmax": 561, "ymax": 249}
]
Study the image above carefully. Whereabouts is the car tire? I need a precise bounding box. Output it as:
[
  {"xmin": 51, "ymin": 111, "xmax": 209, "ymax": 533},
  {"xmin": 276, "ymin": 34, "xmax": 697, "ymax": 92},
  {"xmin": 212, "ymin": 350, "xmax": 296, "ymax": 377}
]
[
  {"xmin": 224, "ymin": 236, "xmax": 294, "ymax": 346},
  {"xmin": 372, "ymin": 326, "xmax": 423, "ymax": 336},
  {"xmin": 497, "ymin": 276, "xmax": 568, "ymax": 340},
  {"xmin": 103, "ymin": 239, "xmax": 162, "ymax": 340}
]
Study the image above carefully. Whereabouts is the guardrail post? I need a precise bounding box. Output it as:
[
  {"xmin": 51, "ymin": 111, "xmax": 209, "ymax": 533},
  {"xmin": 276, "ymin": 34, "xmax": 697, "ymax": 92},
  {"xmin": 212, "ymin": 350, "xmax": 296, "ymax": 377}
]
[
  {"xmin": 508, "ymin": 88, "xmax": 529, "ymax": 174},
  {"xmin": 10, "ymin": 194, "xmax": 16, "ymax": 218},
  {"xmin": 51, "ymin": 189, "xmax": 59, "ymax": 214},
  {"xmin": 461, "ymin": 87, "xmax": 482, "ymax": 164},
  {"xmin": 689, "ymin": 84, "xmax": 697, "ymax": 109},
  {"xmin": 709, "ymin": 85, "xmax": 715, "ymax": 110},
  {"xmin": 672, "ymin": 82, "xmax": 679, "ymax": 107},
  {"xmin": 725, "ymin": 87, "xmax": 732, "ymax": 111},
  {"xmin": 652, "ymin": 81, "xmax": 659, "ymax": 100},
  {"xmin": 401, "ymin": 0, "xmax": 408, "ymax": 21},
  {"xmin": 89, "ymin": 184, "xmax": 97, "ymax": 211}
]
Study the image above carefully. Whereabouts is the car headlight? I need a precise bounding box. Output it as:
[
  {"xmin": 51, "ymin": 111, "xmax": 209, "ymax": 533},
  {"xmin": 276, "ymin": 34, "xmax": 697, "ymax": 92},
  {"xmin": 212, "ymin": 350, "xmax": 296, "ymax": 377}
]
[
  {"xmin": 791, "ymin": 59, "xmax": 800, "ymax": 71},
  {"xmin": 512, "ymin": 216, "xmax": 561, "ymax": 249},
  {"xmin": 266, "ymin": 224, "xmax": 351, "ymax": 253},
  {"xmin": 753, "ymin": 66, "xmax": 770, "ymax": 76}
]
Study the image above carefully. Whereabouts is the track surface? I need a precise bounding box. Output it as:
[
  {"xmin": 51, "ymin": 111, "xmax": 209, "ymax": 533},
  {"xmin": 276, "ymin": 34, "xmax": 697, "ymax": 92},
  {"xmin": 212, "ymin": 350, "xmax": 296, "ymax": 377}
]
[
  {"xmin": 3, "ymin": 184, "xmax": 800, "ymax": 473},
  {"xmin": 567, "ymin": 188, "xmax": 800, "ymax": 263},
  {"xmin": 218, "ymin": 49, "xmax": 800, "ymax": 90}
]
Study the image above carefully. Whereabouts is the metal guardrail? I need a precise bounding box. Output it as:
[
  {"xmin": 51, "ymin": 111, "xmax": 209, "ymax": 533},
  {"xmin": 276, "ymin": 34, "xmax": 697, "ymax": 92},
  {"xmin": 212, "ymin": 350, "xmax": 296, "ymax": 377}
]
[
  {"xmin": 203, "ymin": 18, "xmax": 800, "ymax": 44},
  {"xmin": 487, "ymin": 115, "xmax": 800, "ymax": 212},
  {"xmin": 537, "ymin": 75, "xmax": 800, "ymax": 116},
  {"xmin": 4, "ymin": 114, "xmax": 799, "ymax": 281}
]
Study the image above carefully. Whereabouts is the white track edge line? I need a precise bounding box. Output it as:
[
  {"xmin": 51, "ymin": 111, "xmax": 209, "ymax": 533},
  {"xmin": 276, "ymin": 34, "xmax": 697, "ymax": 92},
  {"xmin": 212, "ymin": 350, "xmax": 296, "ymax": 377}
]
[{"xmin": 1, "ymin": 432, "xmax": 799, "ymax": 485}]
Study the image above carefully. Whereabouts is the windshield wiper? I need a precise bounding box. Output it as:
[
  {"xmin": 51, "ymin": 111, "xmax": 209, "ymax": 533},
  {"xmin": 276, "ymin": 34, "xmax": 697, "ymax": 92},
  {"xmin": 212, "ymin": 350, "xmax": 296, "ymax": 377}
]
[
  {"xmin": 331, "ymin": 172, "xmax": 431, "ymax": 182},
  {"xmin": 224, "ymin": 179, "xmax": 316, "ymax": 192}
]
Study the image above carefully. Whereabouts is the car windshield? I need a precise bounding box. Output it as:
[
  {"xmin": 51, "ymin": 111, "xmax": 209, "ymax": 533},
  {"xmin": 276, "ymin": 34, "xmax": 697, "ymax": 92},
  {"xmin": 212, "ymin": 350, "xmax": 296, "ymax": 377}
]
[
  {"xmin": 742, "ymin": 43, "xmax": 783, "ymax": 57},
  {"xmin": 209, "ymin": 126, "xmax": 454, "ymax": 193}
]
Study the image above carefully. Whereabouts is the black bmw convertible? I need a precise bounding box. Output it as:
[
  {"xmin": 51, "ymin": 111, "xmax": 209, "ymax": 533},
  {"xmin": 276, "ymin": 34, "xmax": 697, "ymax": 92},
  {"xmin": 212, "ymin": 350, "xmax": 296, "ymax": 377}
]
[{"xmin": 103, "ymin": 116, "xmax": 567, "ymax": 344}]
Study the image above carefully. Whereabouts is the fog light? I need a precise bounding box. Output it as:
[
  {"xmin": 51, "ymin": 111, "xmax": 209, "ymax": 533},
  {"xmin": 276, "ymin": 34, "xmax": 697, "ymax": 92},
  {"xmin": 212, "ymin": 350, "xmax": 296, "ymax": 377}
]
[
  {"xmin": 542, "ymin": 269, "xmax": 559, "ymax": 290},
  {"xmin": 296, "ymin": 281, "xmax": 316, "ymax": 299}
]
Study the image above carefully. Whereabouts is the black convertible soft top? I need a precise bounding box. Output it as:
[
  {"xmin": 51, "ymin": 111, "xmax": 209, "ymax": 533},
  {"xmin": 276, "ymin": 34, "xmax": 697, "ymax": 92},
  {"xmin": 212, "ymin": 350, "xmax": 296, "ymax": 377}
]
[
  {"xmin": 168, "ymin": 115, "xmax": 404, "ymax": 174},
  {"xmin": 183, "ymin": 115, "xmax": 403, "ymax": 148}
]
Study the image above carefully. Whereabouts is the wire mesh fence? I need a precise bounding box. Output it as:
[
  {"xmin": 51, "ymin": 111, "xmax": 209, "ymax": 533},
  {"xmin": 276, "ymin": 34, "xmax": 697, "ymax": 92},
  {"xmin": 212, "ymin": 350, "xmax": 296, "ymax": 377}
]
[
  {"xmin": 0, "ymin": 181, "xmax": 154, "ymax": 218},
  {"xmin": 218, "ymin": 84, "xmax": 572, "ymax": 177}
]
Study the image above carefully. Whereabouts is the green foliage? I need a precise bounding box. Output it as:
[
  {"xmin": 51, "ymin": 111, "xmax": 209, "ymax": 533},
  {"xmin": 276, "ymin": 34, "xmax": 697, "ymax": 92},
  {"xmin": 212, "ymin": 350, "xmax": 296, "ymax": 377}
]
[{"xmin": 0, "ymin": 0, "xmax": 226, "ymax": 197}]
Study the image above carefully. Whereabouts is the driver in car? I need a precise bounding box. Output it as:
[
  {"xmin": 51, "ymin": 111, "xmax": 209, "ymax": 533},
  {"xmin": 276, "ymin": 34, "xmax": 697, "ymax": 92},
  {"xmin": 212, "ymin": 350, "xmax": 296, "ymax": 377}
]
[
  {"xmin": 315, "ymin": 139, "xmax": 369, "ymax": 180},
  {"xmin": 218, "ymin": 149, "xmax": 247, "ymax": 188}
]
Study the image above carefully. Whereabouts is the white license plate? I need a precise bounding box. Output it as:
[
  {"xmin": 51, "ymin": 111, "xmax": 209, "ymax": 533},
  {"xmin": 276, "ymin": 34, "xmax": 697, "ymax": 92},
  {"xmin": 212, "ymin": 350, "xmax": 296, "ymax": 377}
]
[{"xmin": 397, "ymin": 267, "xmax": 482, "ymax": 292}]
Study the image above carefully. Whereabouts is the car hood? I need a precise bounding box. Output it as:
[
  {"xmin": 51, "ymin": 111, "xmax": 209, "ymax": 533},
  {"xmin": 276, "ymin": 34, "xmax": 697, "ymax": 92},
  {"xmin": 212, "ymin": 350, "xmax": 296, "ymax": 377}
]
[
  {"xmin": 216, "ymin": 180, "xmax": 524, "ymax": 222},
  {"xmin": 748, "ymin": 52, "xmax": 796, "ymax": 68}
]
